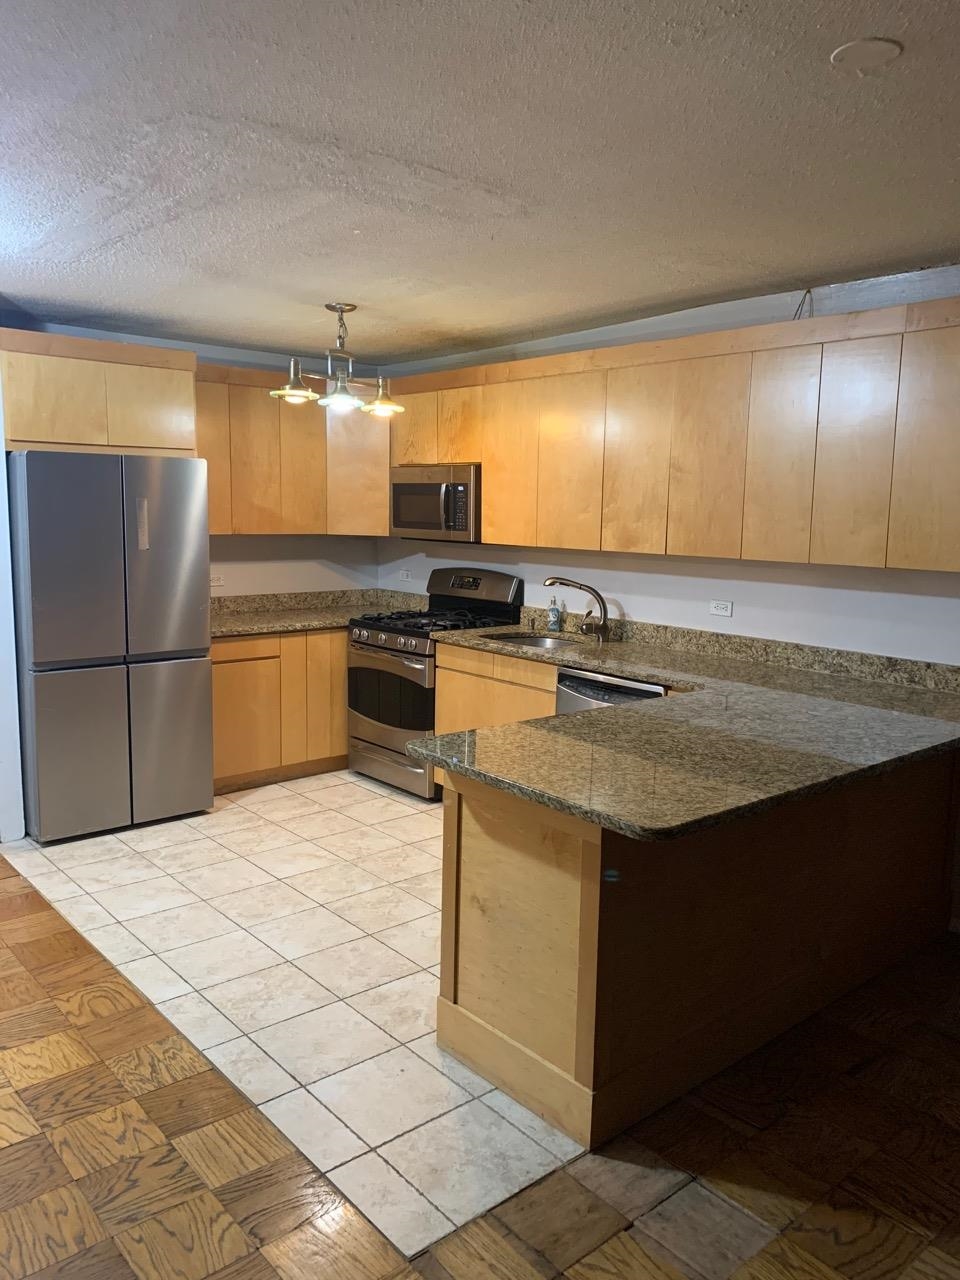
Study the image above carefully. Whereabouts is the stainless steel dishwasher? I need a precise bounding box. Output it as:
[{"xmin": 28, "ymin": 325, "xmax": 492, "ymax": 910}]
[{"xmin": 555, "ymin": 667, "xmax": 667, "ymax": 713}]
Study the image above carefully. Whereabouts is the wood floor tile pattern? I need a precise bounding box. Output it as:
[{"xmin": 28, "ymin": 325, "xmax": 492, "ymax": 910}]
[
  {"xmin": 6, "ymin": 853, "xmax": 960, "ymax": 1280},
  {"xmin": 0, "ymin": 860, "xmax": 410, "ymax": 1280}
]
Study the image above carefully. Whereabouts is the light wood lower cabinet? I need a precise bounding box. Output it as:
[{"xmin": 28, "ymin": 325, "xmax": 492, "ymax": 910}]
[
  {"xmin": 212, "ymin": 629, "xmax": 348, "ymax": 787},
  {"xmin": 211, "ymin": 637, "xmax": 283, "ymax": 781},
  {"xmin": 436, "ymin": 646, "xmax": 557, "ymax": 736}
]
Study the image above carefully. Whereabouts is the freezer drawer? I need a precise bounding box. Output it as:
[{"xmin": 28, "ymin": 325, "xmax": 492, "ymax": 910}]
[
  {"xmin": 23, "ymin": 666, "xmax": 131, "ymax": 842},
  {"xmin": 129, "ymin": 658, "xmax": 213, "ymax": 823},
  {"xmin": 123, "ymin": 456, "xmax": 210, "ymax": 657},
  {"xmin": 8, "ymin": 452, "xmax": 125, "ymax": 667}
]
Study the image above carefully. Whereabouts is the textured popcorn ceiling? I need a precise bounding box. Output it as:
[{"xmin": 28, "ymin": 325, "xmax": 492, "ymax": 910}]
[{"xmin": 1, "ymin": 0, "xmax": 958, "ymax": 360}]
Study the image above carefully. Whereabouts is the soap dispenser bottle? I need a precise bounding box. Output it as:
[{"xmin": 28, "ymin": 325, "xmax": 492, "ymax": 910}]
[{"xmin": 546, "ymin": 595, "xmax": 561, "ymax": 633}]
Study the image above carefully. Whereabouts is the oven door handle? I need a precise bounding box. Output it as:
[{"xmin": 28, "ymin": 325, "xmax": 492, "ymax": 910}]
[
  {"xmin": 439, "ymin": 482, "xmax": 451, "ymax": 531},
  {"xmin": 348, "ymin": 643, "xmax": 434, "ymax": 687}
]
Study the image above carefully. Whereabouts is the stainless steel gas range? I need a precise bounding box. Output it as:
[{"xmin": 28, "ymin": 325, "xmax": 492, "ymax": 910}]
[{"xmin": 346, "ymin": 567, "xmax": 523, "ymax": 798}]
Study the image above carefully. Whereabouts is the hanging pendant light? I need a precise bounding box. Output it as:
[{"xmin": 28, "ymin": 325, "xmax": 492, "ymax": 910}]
[
  {"xmin": 319, "ymin": 367, "xmax": 364, "ymax": 413},
  {"xmin": 269, "ymin": 303, "xmax": 403, "ymax": 417},
  {"xmin": 360, "ymin": 375, "xmax": 405, "ymax": 417},
  {"xmin": 269, "ymin": 357, "xmax": 321, "ymax": 404}
]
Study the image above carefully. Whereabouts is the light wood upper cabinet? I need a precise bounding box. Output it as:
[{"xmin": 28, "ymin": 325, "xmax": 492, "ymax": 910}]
[
  {"xmin": 536, "ymin": 372, "xmax": 606, "ymax": 551},
  {"xmin": 391, "ymin": 392, "xmax": 438, "ymax": 464},
  {"xmin": 438, "ymin": 386, "xmax": 483, "ymax": 462},
  {"xmin": 666, "ymin": 353, "xmax": 752, "ymax": 559},
  {"xmin": 601, "ymin": 363, "xmax": 676, "ymax": 554},
  {"xmin": 104, "ymin": 365, "xmax": 195, "ymax": 449},
  {"xmin": 481, "ymin": 381, "xmax": 540, "ymax": 547},
  {"xmin": 810, "ymin": 336, "xmax": 901, "ymax": 568},
  {"xmin": 228, "ymin": 386, "xmax": 283, "ymax": 534},
  {"xmin": 888, "ymin": 327, "xmax": 960, "ymax": 571},
  {"xmin": 1, "ymin": 352, "xmax": 109, "ymax": 445},
  {"xmin": 326, "ymin": 408, "xmax": 390, "ymax": 536},
  {"xmin": 741, "ymin": 345, "xmax": 822, "ymax": 564},
  {"xmin": 195, "ymin": 382, "xmax": 232, "ymax": 535},
  {"xmin": 279, "ymin": 401, "xmax": 327, "ymax": 534}
]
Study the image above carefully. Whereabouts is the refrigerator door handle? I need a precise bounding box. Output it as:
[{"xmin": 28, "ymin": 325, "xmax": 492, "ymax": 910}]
[{"xmin": 136, "ymin": 498, "xmax": 150, "ymax": 551}]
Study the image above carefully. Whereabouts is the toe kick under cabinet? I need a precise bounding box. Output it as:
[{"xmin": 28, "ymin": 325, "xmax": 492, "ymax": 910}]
[{"xmin": 211, "ymin": 630, "xmax": 348, "ymax": 789}]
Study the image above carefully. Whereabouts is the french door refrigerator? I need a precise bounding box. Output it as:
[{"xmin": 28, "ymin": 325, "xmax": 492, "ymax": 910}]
[{"xmin": 8, "ymin": 450, "xmax": 214, "ymax": 843}]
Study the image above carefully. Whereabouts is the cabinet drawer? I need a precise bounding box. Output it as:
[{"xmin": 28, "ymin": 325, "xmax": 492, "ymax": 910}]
[
  {"xmin": 492, "ymin": 653, "xmax": 558, "ymax": 691},
  {"xmin": 211, "ymin": 634, "xmax": 281, "ymax": 662},
  {"xmin": 437, "ymin": 645, "xmax": 496, "ymax": 678}
]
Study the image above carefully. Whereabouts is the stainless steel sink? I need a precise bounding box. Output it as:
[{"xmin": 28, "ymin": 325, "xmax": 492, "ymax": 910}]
[{"xmin": 494, "ymin": 632, "xmax": 580, "ymax": 650}]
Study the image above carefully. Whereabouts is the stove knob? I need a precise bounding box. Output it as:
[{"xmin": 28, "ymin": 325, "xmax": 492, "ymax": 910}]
[
  {"xmin": 378, "ymin": 633, "xmax": 387, "ymax": 645},
  {"xmin": 395, "ymin": 635, "xmax": 404, "ymax": 647},
  {"xmin": 360, "ymin": 629, "xmax": 369, "ymax": 641},
  {"xmin": 405, "ymin": 638, "xmax": 416, "ymax": 650},
  {"xmin": 351, "ymin": 627, "xmax": 360, "ymax": 640}
]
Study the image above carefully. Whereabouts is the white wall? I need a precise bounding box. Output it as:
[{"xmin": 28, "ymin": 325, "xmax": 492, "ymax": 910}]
[
  {"xmin": 0, "ymin": 465, "xmax": 24, "ymax": 842},
  {"xmin": 377, "ymin": 540, "xmax": 960, "ymax": 666},
  {"xmin": 209, "ymin": 536, "xmax": 379, "ymax": 597}
]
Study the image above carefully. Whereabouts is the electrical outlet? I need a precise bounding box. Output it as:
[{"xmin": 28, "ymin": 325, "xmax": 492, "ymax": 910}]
[
  {"xmin": 399, "ymin": 570, "xmax": 413, "ymax": 582},
  {"xmin": 209, "ymin": 573, "xmax": 224, "ymax": 588},
  {"xmin": 710, "ymin": 599, "xmax": 733, "ymax": 618}
]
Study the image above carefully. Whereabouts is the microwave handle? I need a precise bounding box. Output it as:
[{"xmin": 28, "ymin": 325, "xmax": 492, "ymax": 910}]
[{"xmin": 439, "ymin": 482, "xmax": 451, "ymax": 531}]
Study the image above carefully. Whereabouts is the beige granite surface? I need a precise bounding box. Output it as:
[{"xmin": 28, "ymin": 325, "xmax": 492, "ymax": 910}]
[
  {"xmin": 211, "ymin": 589, "xmax": 427, "ymax": 637},
  {"xmin": 409, "ymin": 629, "xmax": 960, "ymax": 840}
]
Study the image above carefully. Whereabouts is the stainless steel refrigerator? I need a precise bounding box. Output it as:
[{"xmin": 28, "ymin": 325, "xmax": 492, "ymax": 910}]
[{"xmin": 8, "ymin": 451, "xmax": 214, "ymax": 843}]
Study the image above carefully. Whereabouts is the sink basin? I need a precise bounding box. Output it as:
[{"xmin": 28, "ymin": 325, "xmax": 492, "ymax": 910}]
[{"xmin": 494, "ymin": 632, "xmax": 580, "ymax": 650}]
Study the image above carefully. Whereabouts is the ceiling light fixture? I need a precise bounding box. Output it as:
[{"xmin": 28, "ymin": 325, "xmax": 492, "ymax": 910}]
[
  {"xmin": 270, "ymin": 303, "xmax": 405, "ymax": 417},
  {"xmin": 360, "ymin": 375, "xmax": 404, "ymax": 417},
  {"xmin": 269, "ymin": 357, "xmax": 321, "ymax": 405},
  {"xmin": 830, "ymin": 37, "xmax": 903, "ymax": 75}
]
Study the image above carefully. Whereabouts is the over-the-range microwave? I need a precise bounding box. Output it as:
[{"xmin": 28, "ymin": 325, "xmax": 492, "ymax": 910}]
[{"xmin": 389, "ymin": 463, "xmax": 480, "ymax": 542}]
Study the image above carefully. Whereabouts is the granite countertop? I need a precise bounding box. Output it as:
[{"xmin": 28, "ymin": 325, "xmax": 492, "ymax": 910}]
[
  {"xmin": 407, "ymin": 630, "xmax": 960, "ymax": 840},
  {"xmin": 212, "ymin": 607, "xmax": 358, "ymax": 637}
]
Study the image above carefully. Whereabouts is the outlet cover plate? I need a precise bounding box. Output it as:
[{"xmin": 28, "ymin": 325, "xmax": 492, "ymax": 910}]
[{"xmin": 710, "ymin": 599, "xmax": 733, "ymax": 618}]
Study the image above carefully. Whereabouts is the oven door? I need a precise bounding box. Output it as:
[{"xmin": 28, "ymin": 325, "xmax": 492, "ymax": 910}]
[
  {"xmin": 347, "ymin": 643, "xmax": 435, "ymax": 753},
  {"xmin": 389, "ymin": 464, "xmax": 479, "ymax": 542}
]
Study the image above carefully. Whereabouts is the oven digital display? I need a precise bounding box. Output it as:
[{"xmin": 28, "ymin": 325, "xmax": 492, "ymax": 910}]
[{"xmin": 450, "ymin": 575, "xmax": 481, "ymax": 590}]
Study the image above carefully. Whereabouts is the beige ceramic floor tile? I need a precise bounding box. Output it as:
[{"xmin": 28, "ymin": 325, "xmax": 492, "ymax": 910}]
[
  {"xmin": 204, "ymin": 963, "xmax": 337, "ymax": 1032},
  {"xmin": 347, "ymin": 970, "xmax": 440, "ymax": 1042},
  {"xmin": 244, "ymin": 842, "xmax": 344, "ymax": 878},
  {"xmin": 375, "ymin": 912, "xmax": 441, "ymax": 967},
  {"xmin": 284, "ymin": 863, "xmax": 386, "ymax": 904},
  {"xmin": 251, "ymin": 1001, "xmax": 397, "ymax": 1083},
  {"xmin": 124, "ymin": 902, "xmax": 236, "ymax": 951},
  {"xmin": 93, "ymin": 876, "xmax": 199, "ymax": 921},
  {"xmin": 206, "ymin": 1036, "xmax": 298, "ymax": 1103},
  {"xmin": 260, "ymin": 1087, "xmax": 367, "ymax": 1170},
  {"xmin": 251, "ymin": 906, "xmax": 363, "ymax": 960},
  {"xmin": 279, "ymin": 810, "xmax": 363, "ymax": 841},
  {"xmin": 312, "ymin": 827, "xmax": 404, "ymax": 862},
  {"xmin": 328, "ymin": 1151, "xmax": 453, "ymax": 1256},
  {"xmin": 327, "ymin": 885, "xmax": 435, "ymax": 933},
  {"xmin": 174, "ymin": 858, "xmax": 275, "ymax": 899},
  {"xmin": 294, "ymin": 936, "xmax": 419, "ymax": 998},
  {"xmin": 161, "ymin": 929, "xmax": 282, "ymax": 988},
  {"xmin": 373, "ymin": 813, "xmax": 446, "ymax": 845},
  {"xmin": 209, "ymin": 881, "xmax": 316, "ymax": 929},
  {"xmin": 356, "ymin": 846, "xmax": 440, "ymax": 884}
]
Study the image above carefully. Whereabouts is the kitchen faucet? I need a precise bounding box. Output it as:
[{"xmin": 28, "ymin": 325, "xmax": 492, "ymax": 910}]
[{"xmin": 543, "ymin": 577, "xmax": 610, "ymax": 642}]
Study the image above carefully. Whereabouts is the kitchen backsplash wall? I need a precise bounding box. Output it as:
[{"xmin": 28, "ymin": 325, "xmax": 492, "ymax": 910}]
[
  {"xmin": 376, "ymin": 540, "xmax": 960, "ymax": 667},
  {"xmin": 209, "ymin": 536, "xmax": 378, "ymax": 596}
]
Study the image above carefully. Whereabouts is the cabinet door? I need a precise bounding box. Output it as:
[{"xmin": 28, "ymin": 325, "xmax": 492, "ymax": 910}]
[
  {"xmin": 810, "ymin": 336, "xmax": 901, "ymax": 568},
  {"xmin": 229, "ymin": 386, "xmax": 283, "ymax": 533},
  {"xmin": 666, "ymin": 353, "xmax": 752, "ymax": 559},
  {"xmin": 306, "ymin": 630, "xmax": 348, "ymax": 760},
  {"xmin": 280, "ymin": 401, "xmax": 327, "ymax": 533},
  {"xmin": 887, "ymin": 327, "xmax": 960, "ymax": 571},
  {"xmin": 391, "ymin": 392, "xmax": 438, "ymax": 464},
  {"xmin": 212, "ymin": 656, "xmax": 281, "ymax": 780},
  {"xmin": 326, "ymin": 409, "xmax": 390, "ymax": 535},
  {"xmin": 536, "ymin": 371, "xmax": 606, "ymax": 551},
  {"xmin": 438, "ymin": 386, "xmax": 483, "ymax": 462},
  {"xmin": 105, "ymin": 365, "xmax": 196, "ymax": 449},
  {"xmin": 435, "ymin": 669, "xmax": 556, "ymax": 735},
  {"xmin": 480, "ymin": 381, "xmax": 540, "ymax": 546},
  {"xmin": 280, "ymin": 633, "xmax": 308, "ymax": 765},
  {"xmin": 1, "ymin": 352, "xmax": 108, "ymax": 445},
  {"xmin": 741, "ymin": 345, "xmax": 822, "ymax": 563},
  {"xmin": 195, "ymin": 382, "xmax": 232, "ymax": 535},
  {"xmin": 601, "ymin": 363, "xmax": 675, "ymax": 554}
]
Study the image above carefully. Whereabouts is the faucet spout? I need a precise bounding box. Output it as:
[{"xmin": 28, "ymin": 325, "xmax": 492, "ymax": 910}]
[{"xmin": 542, "ymin": 577, "xmax": 610, "ymax": 642}]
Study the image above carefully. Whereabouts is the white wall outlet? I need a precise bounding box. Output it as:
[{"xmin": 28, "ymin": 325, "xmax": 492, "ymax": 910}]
[
  {"xmin": 710, "ymin": 599, "xmax": 733, "ymax": 618},
  {"xmin": 209, "ymin": 573, "xmax": 224, "ymax": 588},
  {"xmin": 399, "ymin": 570, "xmax": 413, "ymax": 581}
]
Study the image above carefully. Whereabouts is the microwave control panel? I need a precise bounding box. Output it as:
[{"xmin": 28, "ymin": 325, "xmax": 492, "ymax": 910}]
[{"xmin": 449, "ymin": 484, "xmax": 469, "ymax": 531}]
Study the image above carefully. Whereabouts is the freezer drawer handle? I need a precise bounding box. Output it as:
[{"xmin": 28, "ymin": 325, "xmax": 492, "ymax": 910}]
[{"xmin": 136, "ymin": 498, "xmax": 150, "ymax": 550}]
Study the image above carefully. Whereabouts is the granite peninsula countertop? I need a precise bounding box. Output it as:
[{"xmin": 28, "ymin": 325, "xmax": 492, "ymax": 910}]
[{"xmin": 408, "ymin": 630, "xmax": 960, "ymax": 840}]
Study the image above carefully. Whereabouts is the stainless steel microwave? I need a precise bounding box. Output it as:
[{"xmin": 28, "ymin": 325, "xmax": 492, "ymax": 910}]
[{"xmin": 389, "ymin": 463, "xmax": 480, "ymax": 542}]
